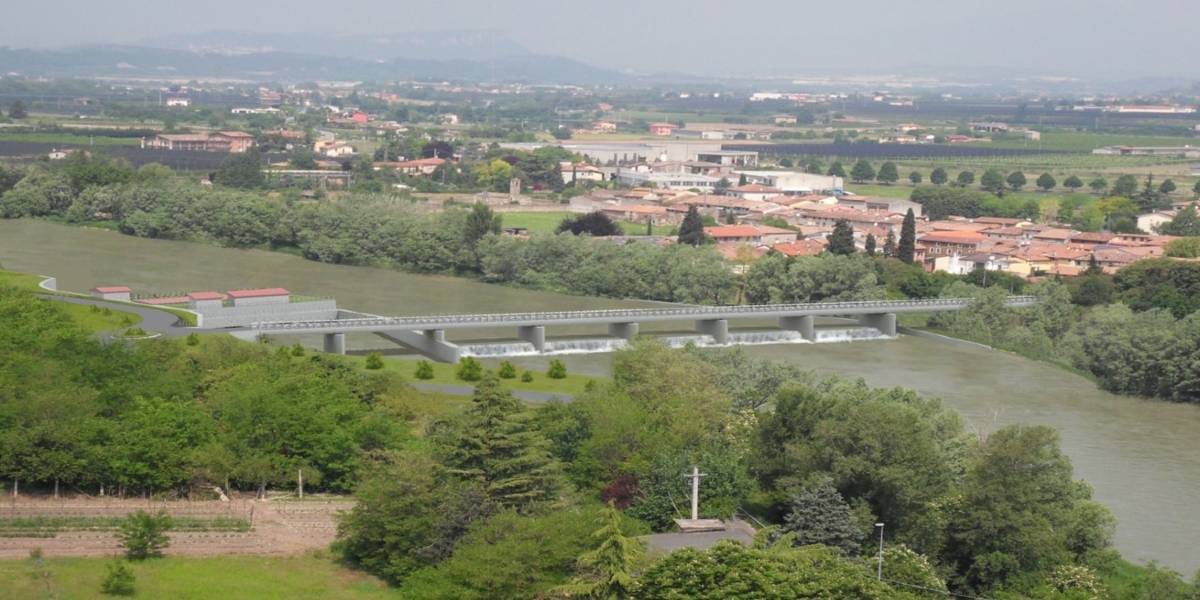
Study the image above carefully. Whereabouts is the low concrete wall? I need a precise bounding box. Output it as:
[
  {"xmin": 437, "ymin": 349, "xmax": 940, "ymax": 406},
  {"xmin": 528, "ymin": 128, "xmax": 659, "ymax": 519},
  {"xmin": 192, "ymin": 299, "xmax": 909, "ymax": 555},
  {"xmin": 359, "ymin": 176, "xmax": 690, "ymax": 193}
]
[{"xmin": 198, "ymin": 300, "xmax": 338, "ymax": 329}]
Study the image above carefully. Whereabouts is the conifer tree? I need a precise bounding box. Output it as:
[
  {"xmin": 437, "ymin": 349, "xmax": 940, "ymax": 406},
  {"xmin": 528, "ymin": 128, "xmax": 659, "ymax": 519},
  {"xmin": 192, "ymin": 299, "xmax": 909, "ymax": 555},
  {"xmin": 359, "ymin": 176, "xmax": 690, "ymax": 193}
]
[
  {"xmin": 557, "ymin": 504, "xmax": 644, "ymax": 600},
  {"xmin": 898, "ymin": 208, "xmax": 916, "ymax": 264},
  {"xmin": 864, "ymin": 233, "xmax": 877, "ymax": 256},
  {"xmin": 826, "ymin": 220, "xmax": 856, "ymax": 255},
  {"xmin": 778, "ymin": 477, "xmax": 861, "ymax": 555},
  {"xmin": 677, "ymin": 205, "xmax": 706, "ymax": 246},
  {"xmin": 439, "ymin": 374, "xmax": 562, "ymax": 510},
  {"xmin": 883, "ymin": 229, "xmax": 897, "ymax": 257}
]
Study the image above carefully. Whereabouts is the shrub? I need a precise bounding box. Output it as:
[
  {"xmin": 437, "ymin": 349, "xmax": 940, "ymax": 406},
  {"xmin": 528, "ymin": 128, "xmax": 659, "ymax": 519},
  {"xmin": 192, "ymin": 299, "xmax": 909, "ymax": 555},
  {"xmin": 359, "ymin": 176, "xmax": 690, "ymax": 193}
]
[
  {"xmin": 456, "ymin": 357, "xmax": 483, "ymax": 381},
  {"xmin": 185, "ymin": 332, "xmax": 200, "ymax": 346},
  {"xmin": 547, "ymin": 359, "xmax": 567, "ymax": 379},
  {"xmin": 365, "ymin": 352, "xmax": 384, "ymax": 370},
  {"xmin": 290, "ymin": 343, "xmax": 306, "ymax": 357},
  {"xmin": 117, "ymin": 510, "xmax": 172, "ymax": 560},
  {"xmin": 414, "ymin": 360, "xmax": 435, "ymax": 380},
  {"xmin": 498, "ymin": 360, "xmax": 517, "ymax": 379},
  {"xmin": 101, "ymin": 560, "xmax": 136, "ymax": 596},
  {"xmin": 122, "ymin": 327, "xmax": 147, "ymax": 338},
  {"xmin": 521, "ymin": 370, "xmax": 534, "ymax": 383}
]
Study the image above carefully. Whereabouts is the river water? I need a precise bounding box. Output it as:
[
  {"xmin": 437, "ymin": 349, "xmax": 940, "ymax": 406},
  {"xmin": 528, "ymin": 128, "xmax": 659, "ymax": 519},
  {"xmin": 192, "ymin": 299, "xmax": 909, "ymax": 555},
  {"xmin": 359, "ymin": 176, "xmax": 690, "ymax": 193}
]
[{"xmin": 2, "ymin": 220, "xmax": 1197, "ymax": 573}]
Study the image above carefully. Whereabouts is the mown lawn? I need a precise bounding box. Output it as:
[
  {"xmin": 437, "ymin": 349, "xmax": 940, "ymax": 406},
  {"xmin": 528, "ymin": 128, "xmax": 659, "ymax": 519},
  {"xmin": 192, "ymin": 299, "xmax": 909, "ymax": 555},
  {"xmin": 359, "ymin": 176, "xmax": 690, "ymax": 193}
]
[
  {"xmin": 497, "ymin": 211, "xmax": 574, "ymax": 233},
  {"xmin": 1, "ymin": 553, "xmax": 397, "ymax": 600},
  {"xmin": 341, "ymin": 353, "xmax": 600, "ymax": 396}
]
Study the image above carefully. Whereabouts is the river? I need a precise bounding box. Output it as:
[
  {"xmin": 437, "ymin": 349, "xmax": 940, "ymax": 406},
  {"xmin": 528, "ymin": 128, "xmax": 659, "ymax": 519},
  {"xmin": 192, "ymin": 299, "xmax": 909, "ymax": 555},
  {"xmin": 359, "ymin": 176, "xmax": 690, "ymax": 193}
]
[{"xmin": 2, "ymin": 220, "xmax": 1197, "ymax": 573}]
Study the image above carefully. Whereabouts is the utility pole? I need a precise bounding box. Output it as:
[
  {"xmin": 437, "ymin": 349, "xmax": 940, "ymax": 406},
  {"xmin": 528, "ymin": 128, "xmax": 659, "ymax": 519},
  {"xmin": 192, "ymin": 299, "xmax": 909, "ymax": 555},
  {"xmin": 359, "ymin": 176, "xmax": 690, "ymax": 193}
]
[{"xmin": 875, "ymin": 522, "xmax": 885, "ymax": 580}]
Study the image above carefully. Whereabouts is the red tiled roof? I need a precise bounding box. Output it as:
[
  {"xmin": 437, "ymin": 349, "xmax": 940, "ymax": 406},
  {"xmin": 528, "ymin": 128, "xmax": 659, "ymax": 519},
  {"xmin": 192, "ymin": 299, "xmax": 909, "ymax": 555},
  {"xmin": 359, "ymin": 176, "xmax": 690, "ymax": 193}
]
[
  {"xmin": 772, "ymin": 239, "xmax": 827, "ymax": 257},
  {"xmin": 706, "ymin": 225, "xmax": 766, "ymax": 238},
  {"xmin": 187, "ymin": 291, "xmax": 225, "ymax": 301},
  {"xmin": 919, "ymin": 231, "xmax": 986, "ymax": 244},
  {"xmin": 92, "ymin": 286, "xmax": 131, "ymax": 293},
  {"xmin": 226, "ymin": 288, "xmax": 290, "ymax": 299}
]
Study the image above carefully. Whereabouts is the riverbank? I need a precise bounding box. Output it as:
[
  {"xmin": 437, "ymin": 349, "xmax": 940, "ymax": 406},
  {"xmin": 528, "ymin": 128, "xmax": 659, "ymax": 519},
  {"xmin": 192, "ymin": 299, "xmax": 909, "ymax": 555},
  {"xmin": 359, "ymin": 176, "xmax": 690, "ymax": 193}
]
[{"xmin": 4, "ymin": 219, "xmax": 1200, "ymax": 573}]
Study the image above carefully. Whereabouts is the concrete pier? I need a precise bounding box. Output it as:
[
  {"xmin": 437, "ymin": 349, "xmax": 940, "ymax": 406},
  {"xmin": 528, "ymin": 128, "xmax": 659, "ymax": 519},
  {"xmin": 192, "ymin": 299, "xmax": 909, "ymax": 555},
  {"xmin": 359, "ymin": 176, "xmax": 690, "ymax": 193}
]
[
  {"xmin": 695, "ymin": 319, "xmax": 729, "ymax": 345},
  {"xmin": 323, "ymin": 333, "xmax": 346, "ymax": 355},
  {"xmin": 779, "ymin": 315, "xmax": 816, "ymax": 341},
  {"xmin": 857, "ymin": 313, "xmax": 897, "ymax": 337},
  {"xmin": 607, "ymin": 322, "xmax": 640, "ymax": 340},
  {"xmin": 375, "ymin": 329, "xmax": 461, "ymax": 363},
  {"xmin": 517, "ymin": 325, "xmax": 546, "ymax": 352}
]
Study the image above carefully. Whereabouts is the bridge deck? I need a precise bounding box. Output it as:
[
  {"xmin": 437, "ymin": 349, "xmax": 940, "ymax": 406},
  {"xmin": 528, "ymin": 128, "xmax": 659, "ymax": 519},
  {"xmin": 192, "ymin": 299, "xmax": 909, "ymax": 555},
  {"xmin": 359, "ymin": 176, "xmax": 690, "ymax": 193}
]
[{"xmin": 244, "ymin": 296, "xmax": 1038, "ymax": 335}]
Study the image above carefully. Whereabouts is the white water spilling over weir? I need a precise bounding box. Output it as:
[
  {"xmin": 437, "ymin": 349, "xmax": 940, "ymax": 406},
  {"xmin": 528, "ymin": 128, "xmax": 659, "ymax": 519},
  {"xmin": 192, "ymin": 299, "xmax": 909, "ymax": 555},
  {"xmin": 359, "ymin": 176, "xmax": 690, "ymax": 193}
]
[{"xmin": 459, "ymin": 328, "xmax": 891, "ymax": 358}]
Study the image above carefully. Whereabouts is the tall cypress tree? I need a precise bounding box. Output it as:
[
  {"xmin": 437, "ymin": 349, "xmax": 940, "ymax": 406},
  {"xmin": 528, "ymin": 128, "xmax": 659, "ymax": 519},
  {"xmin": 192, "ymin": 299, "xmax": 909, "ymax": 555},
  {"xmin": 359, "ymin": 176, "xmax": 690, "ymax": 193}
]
[
  {"xmin": 864, "ymin": 233, "xmax": 877, "ymax": 256},
  {"xmin": 883, "ymin": 229, "xmax": 897, "ymax": 257},
  {"xmin": 677, "ymin": 205, "xmax": 706, "ymax": 246},
  {"xmin": 826, "ymin": 220, "xmax": 856, "ymax": 255},
  {"xmin": 439, "ymin": 374, "xmax": 561, "ymax": 511},
  {"xmin": 898, "ymin": 208, "xmax": 916, "ymax": 264}
]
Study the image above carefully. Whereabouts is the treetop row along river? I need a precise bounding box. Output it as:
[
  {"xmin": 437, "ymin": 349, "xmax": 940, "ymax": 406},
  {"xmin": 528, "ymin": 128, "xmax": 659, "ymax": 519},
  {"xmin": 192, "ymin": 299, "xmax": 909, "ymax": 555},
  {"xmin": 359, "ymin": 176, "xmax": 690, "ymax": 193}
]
[{"xmin": 2, "ymin": 219, "xmax": 1198, "ymax": 574}]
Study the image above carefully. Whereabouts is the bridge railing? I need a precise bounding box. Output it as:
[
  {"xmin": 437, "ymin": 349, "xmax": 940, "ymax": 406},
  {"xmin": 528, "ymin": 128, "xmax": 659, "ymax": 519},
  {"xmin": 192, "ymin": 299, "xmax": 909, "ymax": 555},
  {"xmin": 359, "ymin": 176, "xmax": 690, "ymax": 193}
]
[{"xmin": 247, "ymin": 296, "xmax": 1038, "ymax": 331}]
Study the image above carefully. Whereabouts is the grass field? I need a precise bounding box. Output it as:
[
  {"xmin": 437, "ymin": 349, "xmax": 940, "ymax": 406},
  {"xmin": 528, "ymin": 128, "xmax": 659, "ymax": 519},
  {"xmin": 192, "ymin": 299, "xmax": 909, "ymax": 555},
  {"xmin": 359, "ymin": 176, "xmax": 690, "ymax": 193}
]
[
  {"xmin": 55, "ymin": 302, "xmax": 143, "ymax": 333},
  {"xmin": 0, "ymin": 268, "xmax": 195, "ymax": 327},
  {"xmin": 341, "ymin": 353, "xmax": 601, "ymax": 396},
  {"xmin": 1, "ymin": 553, "xmax": 396, "ymax": 600},
  {"xmin": 0, "ymin": 132, "xmax": 140, "ymax": 146},
  {"xmin": 990, "ymin": 131, "xmax": 1200, "ymax": 152},
  {"xmin": 497, "ymin": 211, "xmax": 573, "ymax": 233}
]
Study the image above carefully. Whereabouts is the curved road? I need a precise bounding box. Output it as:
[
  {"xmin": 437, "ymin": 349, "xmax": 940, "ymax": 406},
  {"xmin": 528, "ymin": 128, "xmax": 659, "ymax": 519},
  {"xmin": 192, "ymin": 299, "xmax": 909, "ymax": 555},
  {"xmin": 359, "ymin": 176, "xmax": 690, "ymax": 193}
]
[{"xmin": 39, "ymin": 295, "xmax": 192, "ymax": 338}]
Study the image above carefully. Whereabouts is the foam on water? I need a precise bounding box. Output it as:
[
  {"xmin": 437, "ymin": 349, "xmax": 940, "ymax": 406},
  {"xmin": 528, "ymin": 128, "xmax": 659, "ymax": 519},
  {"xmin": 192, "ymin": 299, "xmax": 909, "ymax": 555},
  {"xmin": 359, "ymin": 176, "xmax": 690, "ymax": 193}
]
[{"xmin": 459, "ymin": 328, "xmax": 890, "ymax": 357}]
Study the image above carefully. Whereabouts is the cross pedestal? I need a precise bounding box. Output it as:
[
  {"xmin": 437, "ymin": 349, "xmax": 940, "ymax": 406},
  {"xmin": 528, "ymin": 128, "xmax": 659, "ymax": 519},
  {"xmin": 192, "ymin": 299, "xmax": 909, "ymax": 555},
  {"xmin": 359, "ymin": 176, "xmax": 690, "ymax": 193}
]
[{"xmin": 673, "ymin": 465, "xmax": 725, "ymax": 532}]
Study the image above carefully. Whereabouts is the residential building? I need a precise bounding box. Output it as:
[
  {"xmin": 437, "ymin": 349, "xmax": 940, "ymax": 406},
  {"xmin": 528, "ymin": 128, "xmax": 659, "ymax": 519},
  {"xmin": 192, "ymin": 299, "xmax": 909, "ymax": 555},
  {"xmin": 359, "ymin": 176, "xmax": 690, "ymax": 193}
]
[
  {"xmin": 771, "ymin": 239, "xmax": 827, "ymax": 257},
  {"xmin": 561, "ymin": 162, "xmax": 606, "ymax": 184},
  {"xmin": 165, "ymin": 97, "xmax": 191, "ymax": 107},
  {"xmin": 918, "ymin": 231, "xmax": 985, "ymax": 256},
  {"xmin": 704, "ymin": 225, "xmax": 797, "ymax": 245},
  {"xmin": 773, "ymin": 114, "xmax": 798, "ymax": 125},
  {"xmin": 592, "ymin": 120, "xmax": 617, "ymax": 133},
  {"xmin": 372, "ymin": 157, "xmax": 447, "ymax": 175},
  {"xmin": 724, "ymin": 184, "xmax": 783, "ymax": 201},
  {"xmin": 599, "ymin": 204, "xmax": 673, "ymax": 226}
]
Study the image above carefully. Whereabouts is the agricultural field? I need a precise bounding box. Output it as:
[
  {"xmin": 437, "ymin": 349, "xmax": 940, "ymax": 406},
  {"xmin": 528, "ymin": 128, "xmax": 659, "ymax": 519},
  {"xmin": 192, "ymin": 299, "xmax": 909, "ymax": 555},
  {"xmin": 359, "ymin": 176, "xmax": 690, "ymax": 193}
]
[
  {"xmin": 989, "ymin": 131, "xmax": 1200, "ymax": 152},
  {"xmin": 0, "ymin": 553, "xmax": 396, "ymax": 600},
  {"xmin": 0, "ymin": 132, "xmax": 140, "ymax": 146},
  {"xmin": 495, "ymin": 210, "xmax": 574, "ymax": 233}
]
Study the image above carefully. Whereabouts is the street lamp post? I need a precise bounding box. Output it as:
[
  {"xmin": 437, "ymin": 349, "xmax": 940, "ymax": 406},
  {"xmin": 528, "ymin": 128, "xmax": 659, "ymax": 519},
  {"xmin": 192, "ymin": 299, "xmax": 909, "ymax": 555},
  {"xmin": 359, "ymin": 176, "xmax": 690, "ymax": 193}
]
[{"xmin": 875, "ymin": 522, "xmax": 885, "ymax": 580}]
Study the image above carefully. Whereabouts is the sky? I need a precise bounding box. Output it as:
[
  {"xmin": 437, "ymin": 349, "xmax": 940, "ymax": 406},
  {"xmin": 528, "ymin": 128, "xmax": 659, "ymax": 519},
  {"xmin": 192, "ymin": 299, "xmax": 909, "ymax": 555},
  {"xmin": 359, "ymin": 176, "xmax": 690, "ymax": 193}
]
[{"xmin": 3, "ymin": 0, "xmax": 1199, "ymax": 79}]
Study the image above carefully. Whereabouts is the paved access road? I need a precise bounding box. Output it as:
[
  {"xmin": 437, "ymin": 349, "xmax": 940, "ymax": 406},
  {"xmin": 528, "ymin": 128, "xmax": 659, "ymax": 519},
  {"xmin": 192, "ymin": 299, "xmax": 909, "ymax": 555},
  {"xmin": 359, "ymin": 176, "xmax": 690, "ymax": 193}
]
[{"xmin": 39, "ymin": 295, "xmax": 192, "ymax": 338}]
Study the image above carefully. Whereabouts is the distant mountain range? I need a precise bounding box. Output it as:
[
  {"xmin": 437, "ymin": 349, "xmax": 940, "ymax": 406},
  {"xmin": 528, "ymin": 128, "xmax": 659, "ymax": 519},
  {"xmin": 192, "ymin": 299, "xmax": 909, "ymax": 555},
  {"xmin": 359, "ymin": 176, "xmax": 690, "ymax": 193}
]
[{"xmin": 0, "ymin": 31, "xmax": 630, "ymax": 85}]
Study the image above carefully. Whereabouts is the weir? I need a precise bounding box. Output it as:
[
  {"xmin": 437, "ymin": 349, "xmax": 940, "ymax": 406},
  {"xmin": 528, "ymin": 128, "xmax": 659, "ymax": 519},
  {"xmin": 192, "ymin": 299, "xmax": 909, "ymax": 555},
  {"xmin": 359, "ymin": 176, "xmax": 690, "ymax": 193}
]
[{"xmin": 245, "ymin": 296, "xmax": 1037, "ymax": 362}]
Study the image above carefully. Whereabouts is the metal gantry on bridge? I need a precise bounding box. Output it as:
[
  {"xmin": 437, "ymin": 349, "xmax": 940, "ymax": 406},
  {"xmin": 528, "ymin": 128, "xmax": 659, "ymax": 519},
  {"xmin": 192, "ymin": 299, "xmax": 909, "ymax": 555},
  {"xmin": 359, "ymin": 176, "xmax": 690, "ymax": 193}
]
[
  {"xmin": 247, "ymin": 296, "xmax": 1039, "ymax": 334},
  {"xmin": 240, "ymin": 296, "xmax": 1039, "ymax": 362}
]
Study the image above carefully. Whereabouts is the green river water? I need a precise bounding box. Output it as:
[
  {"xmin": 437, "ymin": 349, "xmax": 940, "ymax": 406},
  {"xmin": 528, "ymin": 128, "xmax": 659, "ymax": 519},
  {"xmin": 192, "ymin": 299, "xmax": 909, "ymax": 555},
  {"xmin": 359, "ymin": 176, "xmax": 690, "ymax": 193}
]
[{"xmin": 2, "ymin": 220, "xmax": 1197, "ymax": 573}]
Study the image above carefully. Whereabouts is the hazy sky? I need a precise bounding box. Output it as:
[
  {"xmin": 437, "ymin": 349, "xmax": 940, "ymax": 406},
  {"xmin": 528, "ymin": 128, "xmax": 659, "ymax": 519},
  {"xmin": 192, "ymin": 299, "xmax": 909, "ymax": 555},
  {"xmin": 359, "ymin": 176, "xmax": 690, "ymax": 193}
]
[{"xmin": 4, "ymin": 0, "xmax": 1198, "ymax": 79}]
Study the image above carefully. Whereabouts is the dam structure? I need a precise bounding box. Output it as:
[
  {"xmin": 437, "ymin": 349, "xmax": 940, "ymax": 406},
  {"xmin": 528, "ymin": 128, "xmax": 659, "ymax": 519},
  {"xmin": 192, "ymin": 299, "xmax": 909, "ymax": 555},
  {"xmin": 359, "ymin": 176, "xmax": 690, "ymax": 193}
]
[{"xmin": 241, "ymin": 296, "xmax": 1039, "ymax": 362}]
